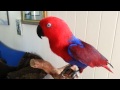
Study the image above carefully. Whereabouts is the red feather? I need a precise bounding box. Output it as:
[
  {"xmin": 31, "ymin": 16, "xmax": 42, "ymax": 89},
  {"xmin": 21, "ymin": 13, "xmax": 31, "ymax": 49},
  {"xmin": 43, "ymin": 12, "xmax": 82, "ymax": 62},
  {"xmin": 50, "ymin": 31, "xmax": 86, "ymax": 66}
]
[{"xmin": 69, "ymin": 40, "xmax": 113, "ymax": 73}]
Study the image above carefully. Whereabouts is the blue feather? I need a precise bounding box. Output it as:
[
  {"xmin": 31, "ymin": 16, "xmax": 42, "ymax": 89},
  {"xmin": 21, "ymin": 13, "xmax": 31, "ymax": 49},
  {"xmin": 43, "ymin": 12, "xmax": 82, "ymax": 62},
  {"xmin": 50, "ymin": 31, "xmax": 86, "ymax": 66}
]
[
  {"xmin": 68, "ymin": 59, "xmax": 87, "ymax": 68},
  {"xmin": 67, "ymin": 36, "xmax": 87, "ymax": 68},
  {"xmin": 69, "ymin": 36, "xmax": 84, "ymax": 48}
]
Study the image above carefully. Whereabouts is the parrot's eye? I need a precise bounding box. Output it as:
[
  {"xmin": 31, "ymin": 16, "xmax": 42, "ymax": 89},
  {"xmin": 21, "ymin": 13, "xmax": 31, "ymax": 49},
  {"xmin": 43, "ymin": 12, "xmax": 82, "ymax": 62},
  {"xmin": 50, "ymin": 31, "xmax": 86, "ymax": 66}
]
[{"xmin": 47, "ymin": 23, "xmax": 52, "ymax": 28}]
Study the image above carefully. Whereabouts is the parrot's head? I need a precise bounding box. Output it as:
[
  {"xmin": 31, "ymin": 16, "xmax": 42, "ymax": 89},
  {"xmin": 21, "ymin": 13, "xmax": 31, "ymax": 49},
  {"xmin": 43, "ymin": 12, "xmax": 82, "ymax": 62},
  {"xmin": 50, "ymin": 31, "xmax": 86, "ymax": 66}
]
[{"xmin": 37, "ymin": 16, "xmax": 73, "ymax": 41}]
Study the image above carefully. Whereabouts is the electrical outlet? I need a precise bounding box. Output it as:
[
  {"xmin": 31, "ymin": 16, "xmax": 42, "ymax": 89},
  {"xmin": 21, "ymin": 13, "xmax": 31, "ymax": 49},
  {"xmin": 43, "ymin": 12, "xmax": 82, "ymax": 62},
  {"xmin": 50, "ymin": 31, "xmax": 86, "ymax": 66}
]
[{"xmin": 16, "ymin": 19, "xmax": 22, "ymax": 36}]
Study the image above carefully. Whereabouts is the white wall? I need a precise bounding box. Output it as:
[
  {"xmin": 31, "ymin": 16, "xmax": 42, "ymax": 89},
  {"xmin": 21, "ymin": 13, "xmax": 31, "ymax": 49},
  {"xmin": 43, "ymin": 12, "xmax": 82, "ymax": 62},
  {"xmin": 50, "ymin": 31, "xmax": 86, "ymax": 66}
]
[{"xmin": 0, "ymin": 11, "xmax": 120, "ymax": 79}]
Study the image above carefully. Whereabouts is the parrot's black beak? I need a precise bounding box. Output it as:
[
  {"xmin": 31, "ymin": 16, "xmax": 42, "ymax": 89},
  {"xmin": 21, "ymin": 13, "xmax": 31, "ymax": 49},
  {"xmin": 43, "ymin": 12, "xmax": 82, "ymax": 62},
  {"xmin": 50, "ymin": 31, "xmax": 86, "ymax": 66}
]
[{"xmin": 37, "ymin": 25, "xmax": 44, "ymax": 39}]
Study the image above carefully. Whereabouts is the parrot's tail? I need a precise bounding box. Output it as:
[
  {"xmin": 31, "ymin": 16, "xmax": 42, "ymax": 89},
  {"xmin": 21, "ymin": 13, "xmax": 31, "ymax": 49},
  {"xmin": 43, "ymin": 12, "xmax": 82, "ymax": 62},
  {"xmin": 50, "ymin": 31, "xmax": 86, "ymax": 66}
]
[
  {"xmin": 103, "ymin": 65, "xmax": 113, "ymax": 73},
  {"xmin": 108, "ymin": 62, "xmax": 114, "ymax": 68}
]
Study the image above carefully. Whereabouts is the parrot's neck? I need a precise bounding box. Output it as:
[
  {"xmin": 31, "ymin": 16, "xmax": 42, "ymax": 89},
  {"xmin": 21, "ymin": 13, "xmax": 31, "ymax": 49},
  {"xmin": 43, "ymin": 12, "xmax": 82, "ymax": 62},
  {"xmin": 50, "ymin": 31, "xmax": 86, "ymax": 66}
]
[
  {"xmin": 49, "ymin": 34, "xmax": 72, "ymax": 48},
  {"xmin": 48, "ymin": 33, "xmax": 73, "ymax": 61},
  {"xmin": 48, "ymin": 30, "xmax": 73, "ymax": 46}
]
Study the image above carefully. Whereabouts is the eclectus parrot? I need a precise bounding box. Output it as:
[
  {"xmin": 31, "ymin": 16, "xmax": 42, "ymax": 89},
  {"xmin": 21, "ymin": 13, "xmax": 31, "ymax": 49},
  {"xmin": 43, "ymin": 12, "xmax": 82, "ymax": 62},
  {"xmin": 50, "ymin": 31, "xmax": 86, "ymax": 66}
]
[{"xmin": 37, "ymin": 16, "xmax": 113, "ymax": 73}]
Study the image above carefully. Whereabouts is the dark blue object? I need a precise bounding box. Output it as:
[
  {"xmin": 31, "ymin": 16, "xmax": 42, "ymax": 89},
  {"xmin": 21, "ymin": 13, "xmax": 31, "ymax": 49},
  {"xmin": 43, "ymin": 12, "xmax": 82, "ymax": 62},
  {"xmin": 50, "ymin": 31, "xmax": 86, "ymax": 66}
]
[{"xmin": 0, "ymin": 41, "xmax": 25, "ymax": 67}]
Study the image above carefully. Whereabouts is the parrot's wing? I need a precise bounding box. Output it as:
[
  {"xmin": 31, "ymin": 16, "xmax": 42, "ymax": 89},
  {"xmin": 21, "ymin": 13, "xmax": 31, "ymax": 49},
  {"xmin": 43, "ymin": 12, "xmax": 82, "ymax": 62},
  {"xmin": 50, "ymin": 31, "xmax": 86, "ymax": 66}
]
[{"xmin": 68, "ymin": 40, "xmax": 109, "ymax": 67}]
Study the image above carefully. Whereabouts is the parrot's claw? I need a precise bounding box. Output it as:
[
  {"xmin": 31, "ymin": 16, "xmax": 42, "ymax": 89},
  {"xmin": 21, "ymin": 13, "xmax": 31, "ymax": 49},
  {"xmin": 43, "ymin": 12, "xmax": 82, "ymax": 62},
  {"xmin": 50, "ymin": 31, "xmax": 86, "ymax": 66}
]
[
  {"xmin": 70, "ymin": 70, "xmax": 79, "ymax": 79},
  {"xmin": 60, "ymin": 64, "xmax": 72, "ymax": 75},
  {"xmin": 60, "ymin": 64, "xmax": 79, "ymax": 79}
]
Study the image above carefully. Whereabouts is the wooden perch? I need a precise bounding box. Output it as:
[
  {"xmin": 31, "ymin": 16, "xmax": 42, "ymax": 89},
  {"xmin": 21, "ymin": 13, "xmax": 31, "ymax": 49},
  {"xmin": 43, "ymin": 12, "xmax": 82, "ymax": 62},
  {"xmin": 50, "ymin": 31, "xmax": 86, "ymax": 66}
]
[{"xmin": 30, "ymin": 59, "xmax": 80, "ymax": 79}]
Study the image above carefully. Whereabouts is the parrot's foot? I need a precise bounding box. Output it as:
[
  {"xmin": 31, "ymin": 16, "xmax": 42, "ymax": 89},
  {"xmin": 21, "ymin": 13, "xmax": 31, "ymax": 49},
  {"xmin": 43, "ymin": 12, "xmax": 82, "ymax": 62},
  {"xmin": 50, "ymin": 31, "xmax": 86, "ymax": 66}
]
[{"xmin": 59, "ymin": 64, "xmax": 79, "ymax": 79}]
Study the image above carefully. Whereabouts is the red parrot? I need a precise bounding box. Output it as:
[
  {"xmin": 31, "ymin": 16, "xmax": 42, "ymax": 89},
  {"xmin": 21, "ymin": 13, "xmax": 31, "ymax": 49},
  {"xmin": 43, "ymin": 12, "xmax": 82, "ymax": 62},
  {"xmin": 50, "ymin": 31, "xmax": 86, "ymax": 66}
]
[{"xmin": 37, "ymin": 16, "xmax": 113, "ymax": 73}]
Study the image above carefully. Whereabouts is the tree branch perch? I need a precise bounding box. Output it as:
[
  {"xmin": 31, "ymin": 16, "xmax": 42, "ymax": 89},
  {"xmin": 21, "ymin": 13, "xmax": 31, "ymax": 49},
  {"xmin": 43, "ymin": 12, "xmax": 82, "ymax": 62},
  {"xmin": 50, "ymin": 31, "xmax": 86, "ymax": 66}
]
[{"xmin": 30, "ymin": 59, "xmax": 80, "ymax": 79}]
